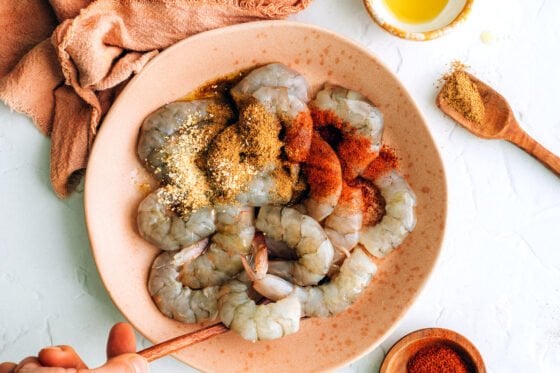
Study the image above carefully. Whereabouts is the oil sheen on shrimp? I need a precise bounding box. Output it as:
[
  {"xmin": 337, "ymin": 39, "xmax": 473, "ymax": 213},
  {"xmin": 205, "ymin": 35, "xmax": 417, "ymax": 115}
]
[
  {"xmin": 359, "ymin": 170, "xmax": 416, "ymax": 258},
  {"xmin": 137, "ymin": 99, "xmax": 233, "ymax": 182},
  {"xmin": 249, "ymin": 247, "xmax": 377, "ymax": 318},
  {"xmin": 312, "ymin": 83, "xmax": 384, "ymax": 180},
  {"xmin": 148, "ymin": 239, "xmax": 219, "ymax": 323},
  {"xmin": 255, "ymin": 205, "xmax": 334, "ymax": 286},
  {"xmin": 179, "ymin": 205, "xmax": 255, "ymax": 289},
  {"xmin": 137, "ymin": 186, "xmax": 216, "ymax": 251}
]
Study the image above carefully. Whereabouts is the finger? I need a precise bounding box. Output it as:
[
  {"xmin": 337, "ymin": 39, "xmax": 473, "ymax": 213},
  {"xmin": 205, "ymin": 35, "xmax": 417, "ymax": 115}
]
[
  {"xmin": 13, "ymin": 357, "xmax": 40, "ymax": 372},
  {"xmin": 106, "ymin": 323, "xmax": 136, "ymax": 359},
  {"xmin": 93, "ymin": 353, "xmax": 148, "ymax": 373},
  {"xmin": 0, "ymin": 362, "xmax": 17, "ymax": 373},
  {"xmin": 38, "ymin": 345, "xmax": 88, "ymax": 369}
]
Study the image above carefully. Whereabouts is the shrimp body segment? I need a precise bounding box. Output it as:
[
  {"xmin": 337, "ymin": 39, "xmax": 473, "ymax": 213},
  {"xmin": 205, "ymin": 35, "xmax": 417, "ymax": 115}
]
[
  {"xmin": 137, "ymin": 187, "xmax": 216, "ymax": 251},
  {"xmin": 359, "ymin": 171, "xmax": 417, "ymax": 258},
  {"xmin": 148, "ymin": 239, "xmax": 219, "ymax": 323},
  {"xmin": 302, "ymin": 133, "xmax": 343, "ymax": 222},
  {"xmin": 217, "ymin": 279, "xmax": 302, "ymax": 341},
  {"xmin": 231, "ymin": 63, "xmax": 309, "ymax": 104},
  {"xmin": 324, "ymin": 182, "xmax": 364, "ymax": 264},
  {"xmin": 179, "ymin": 205, "xmax": 255, "ymax": 289},
  {"xmin": 256, "ymin": 206, "xmax": 334, "ymax": 286},
  {"xmin": 312, "ymin": 84, "xmax": 384, "ymax": 180}
]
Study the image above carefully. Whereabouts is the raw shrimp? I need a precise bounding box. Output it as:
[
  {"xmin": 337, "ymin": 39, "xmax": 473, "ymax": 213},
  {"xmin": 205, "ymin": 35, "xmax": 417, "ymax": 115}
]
[
  {"xmin": 359, "ymin": 170, "xmax": 416, "ymax": 258},
  {"xmin": 179, "ymin": 205, "xmax": 255, "ymax": 289},
  {"xmin": 247, "ymin": 247, "xmax": 377, "ymax": 318},
  {"xmin": 235, "ymin": 163, "xmax": 303, "ymax": 207},
  {"xmin": 311, "ymin": 84, "xmax": 384, "ymax": 180},
  {"xmin": 148, "ymin": 239, "xmax": 219, "ymax": 323},
  {"xmin": 232, "ymin": 63, "xmax": 313, "ymax": 162},
  {"xmin": 137, "ymin": 99, "xmax": 233, "ymax": 182},
  {"xmin": 302, "ymin": 132, "xmax": 343, "ymax": 222},
  {"xmin": 231, "ymin": 63, "xmax": 309, "ymax": 103},
  {"xmin": 217, "ymin": 278, "xmax": 301, "ymax": 341},
  {"xmin": 137, "ymin": 187, "xmax": 216, "ymax": 251},
  {"xmin": 255, "ymin": 205, "xmax": 334, "ymax": 286},
  {"xmin": 324, "ymin": 182, "xmax": 363, "ymax": 267}
]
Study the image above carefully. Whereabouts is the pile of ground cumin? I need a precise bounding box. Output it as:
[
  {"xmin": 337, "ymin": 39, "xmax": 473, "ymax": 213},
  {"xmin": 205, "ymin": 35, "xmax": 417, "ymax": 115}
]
[
  {"xmin": 440, "ymin": 63, "xmax": 485, "ymax": 125},
  {"xmin": 206, "ymin": 100, "xmax": 300, "ymax": 204}
]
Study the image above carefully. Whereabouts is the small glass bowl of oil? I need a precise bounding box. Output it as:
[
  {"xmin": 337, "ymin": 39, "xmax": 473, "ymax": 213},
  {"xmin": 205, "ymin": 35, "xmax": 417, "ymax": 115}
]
[{"xmin": 363, "ymin": 0, "xmax": 473, "ymax": 41}]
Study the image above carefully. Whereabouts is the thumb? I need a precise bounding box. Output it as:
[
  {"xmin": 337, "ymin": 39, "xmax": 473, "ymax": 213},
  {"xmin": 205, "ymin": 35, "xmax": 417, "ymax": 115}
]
[{"xmin": 93, "ymin": 353, "xmax": 148, "ymax": 373}]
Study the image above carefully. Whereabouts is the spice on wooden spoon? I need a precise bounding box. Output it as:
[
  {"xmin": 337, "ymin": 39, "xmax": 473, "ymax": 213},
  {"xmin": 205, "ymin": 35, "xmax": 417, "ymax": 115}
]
[{"xmin": 436, "ymin": 68, "xmax": 560, "ymax": 176}]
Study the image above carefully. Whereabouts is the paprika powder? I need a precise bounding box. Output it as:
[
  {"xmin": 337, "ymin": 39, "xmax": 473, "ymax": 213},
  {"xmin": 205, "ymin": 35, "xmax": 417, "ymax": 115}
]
[{"xmin": 407, "ymin": 343, "xmax": 471, "ymax": 373}]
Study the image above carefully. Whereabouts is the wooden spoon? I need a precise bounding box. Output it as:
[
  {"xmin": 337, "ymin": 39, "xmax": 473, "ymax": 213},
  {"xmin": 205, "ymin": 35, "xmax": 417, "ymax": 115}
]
[
  {"xmin": 436, "ymin": 72, "xmax": 560, "ymax": 176},
  {"xmin": 137, "ymin": 323, "xmax": 228, "ymax": 362}
]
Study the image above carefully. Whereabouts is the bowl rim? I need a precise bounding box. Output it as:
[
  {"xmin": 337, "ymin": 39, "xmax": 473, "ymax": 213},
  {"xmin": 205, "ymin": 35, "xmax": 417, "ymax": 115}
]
[
  {"xmin": 363, "ymin": 0, "xmax": 474, "ymax": 41},
  {"xmin": 380, "ymin": 327, "xmax": 486, "ymax": 372},
  {"xmin": 84, "ymin": 19, "xmax": 449, "ymax": 371}
]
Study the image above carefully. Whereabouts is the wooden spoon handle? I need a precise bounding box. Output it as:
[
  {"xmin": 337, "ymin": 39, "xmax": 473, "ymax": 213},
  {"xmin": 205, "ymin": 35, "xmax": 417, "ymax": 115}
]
[
  {"xmin": 138, "ymin": 323, "xmax": 229, "ymax": 362},
  {"xmin": 506, "ymin": 127, "xmax": 560, "ymax": 176}
]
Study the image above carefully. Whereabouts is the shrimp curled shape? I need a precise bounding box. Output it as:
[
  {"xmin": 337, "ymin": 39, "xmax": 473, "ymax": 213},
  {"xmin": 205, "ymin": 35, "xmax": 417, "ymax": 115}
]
[
  {"xmin": 359, "ymin": 171, "xmax": 417, "ymax": 258},
  {"xmin": 312, "ymin": 84, "xmax": 384, "ymax": 180},
  {"xmin": 137, "ymin": 187, "xmax": 216, "ymax": 251},
  {"xmin": 148, "ymin": 239, "xmax": 219, "ymax": 323},
  {"xmin": 255, "ymin": 206, "xmax": 334, "ymax": 286},
  {"xmin": 137, "ymin": 99, "xmax": 233, "ymax": 182},
  {"xmin": 249, "ymin": 247, "xmax": 377, "ymax": 318},
  {"xmin": 179, "ymin": 205, "xmax": 255, "ymax": 289}
]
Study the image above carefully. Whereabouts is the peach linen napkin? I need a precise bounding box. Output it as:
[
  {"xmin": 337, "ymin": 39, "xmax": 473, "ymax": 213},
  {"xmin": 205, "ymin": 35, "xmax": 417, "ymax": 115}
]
[{"xmin": 0, "ymin": 0, "xmax": 310, "ymax": 197}]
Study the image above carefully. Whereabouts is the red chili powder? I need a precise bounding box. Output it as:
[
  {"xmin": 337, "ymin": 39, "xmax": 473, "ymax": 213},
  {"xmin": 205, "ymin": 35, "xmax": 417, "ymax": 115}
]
[
  {"xmin": 284, "ymin": 110, "xmax": 313, "ymax": 163},
  {"xmin": 361, "ymin": 145, "xmax": 399, "ymax": 180},
  {"xmin": 311, "ymin": 108, "xmax": 380, "ymax": 181},
  {"xmin": 408, "ymin": 343, "xmax": 470, "ymax": 373},
  {"xmin": 303, "ymin": 132, "xmax": 342, "ymax": 198}
]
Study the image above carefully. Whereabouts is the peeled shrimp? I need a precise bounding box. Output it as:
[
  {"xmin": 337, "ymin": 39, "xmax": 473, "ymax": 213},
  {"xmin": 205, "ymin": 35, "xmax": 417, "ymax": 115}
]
[
  {"xmin": 178, "ymin": 205, "xmax": 254, "ymax": 289},
  {"xmin": 312, "ymin": 84, "xmax": 384, "ymax": 180},
  {"xmin": 324, "ymin": 182, "xmax": 363, "ymax": 266},
  {"xmin": 302, "ymin": 133, "xmax": 343, "ymax": 222},
  {"xmin": 137, "ymin": 187, "xmax": 216, "ymax": 251},
  {"xmin": 248, "ymin": 247, "xmax": 377, "ymax": 318},
  {"xmin": 231, "ymin": 63, "xmax": 309, "ymax": 104},
  {"xmin": 255, "ymin": 206, "xmax": 334, "ymax": 286},
  {"xmin": 359, "ymin": 171, "xmax": 416, "ymax": 258},
  {"xmin": 217, "ymin": 278, "xmax": 301, "ymax": 341},
  {"xmin": 148, "ymin": 239, "xmax": 219, "ymax": 323},
  {"xmin": 137, "ymin": 99, "xmax": 233, "ymax": 181},
  {"xmin": 232, "ymin": 63, "xmax": 313, "ymax": 162}
]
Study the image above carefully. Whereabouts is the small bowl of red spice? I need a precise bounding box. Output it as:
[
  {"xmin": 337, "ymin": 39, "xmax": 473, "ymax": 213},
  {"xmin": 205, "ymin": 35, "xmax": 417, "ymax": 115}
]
[{"xmin": 381, "ymin": 328, "xmax": 485, "ymax": 373}]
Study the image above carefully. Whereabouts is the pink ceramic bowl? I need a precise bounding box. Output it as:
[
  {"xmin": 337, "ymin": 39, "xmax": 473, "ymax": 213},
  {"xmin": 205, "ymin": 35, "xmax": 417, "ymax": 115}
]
[{"xmin": 85, "ymin": 21, "xmax": 447, "ymax": 372}]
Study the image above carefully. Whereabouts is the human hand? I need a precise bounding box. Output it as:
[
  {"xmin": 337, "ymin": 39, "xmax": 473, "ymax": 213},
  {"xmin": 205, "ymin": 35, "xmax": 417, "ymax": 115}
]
[{"xmin": 0, "ymin": 323, "xmax": 148, "ymax": 373}]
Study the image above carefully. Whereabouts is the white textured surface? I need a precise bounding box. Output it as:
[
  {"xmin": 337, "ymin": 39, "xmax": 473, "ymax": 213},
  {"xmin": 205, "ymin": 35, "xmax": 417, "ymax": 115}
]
[{"xmin": 1, "ymin": 0, "xmax": 560, "ymax": 371}]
